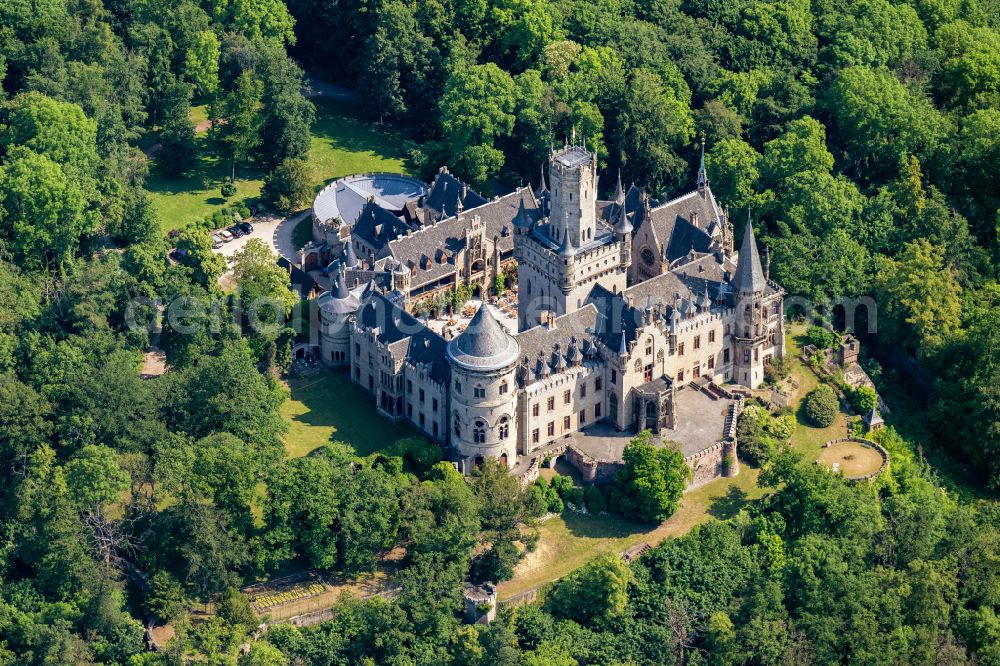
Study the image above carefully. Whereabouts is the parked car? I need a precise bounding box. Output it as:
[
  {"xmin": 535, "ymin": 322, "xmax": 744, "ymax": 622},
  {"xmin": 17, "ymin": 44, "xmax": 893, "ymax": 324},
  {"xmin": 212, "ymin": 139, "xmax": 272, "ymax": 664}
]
[
  {"xmin": 238, "ymin": 221, "xmax": 254, "ymax": 235},
  {"xmin": 228, "ymin": 224, "xmax": 244, "ymax": 238},
  {"xmin": 170, "ymin": 248, "xmax": 188, "ymax": 261},
  {"xmin": 218, "ymin": 229, "xmax": 234, "ymax": 242},
  {"xmin": 211, "ymin": 234, "xmax": 223, "ymax": 248}
]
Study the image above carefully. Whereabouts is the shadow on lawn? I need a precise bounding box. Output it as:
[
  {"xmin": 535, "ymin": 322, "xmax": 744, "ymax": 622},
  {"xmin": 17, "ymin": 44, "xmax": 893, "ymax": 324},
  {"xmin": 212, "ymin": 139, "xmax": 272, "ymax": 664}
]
[
  {"xmin": 285, "ymin": 372, "xmax": 419, "ymax": 457},
  {"xmin": 311, "ymin": 99, "xmax": 410, "ymax": 165},
  {"xmin": 707, "ymin": 485, "xmax": 751, "ymax": 520},
  {"xmin": 560, "ymin": 509, "xmax": 651, "ymax": 540}
]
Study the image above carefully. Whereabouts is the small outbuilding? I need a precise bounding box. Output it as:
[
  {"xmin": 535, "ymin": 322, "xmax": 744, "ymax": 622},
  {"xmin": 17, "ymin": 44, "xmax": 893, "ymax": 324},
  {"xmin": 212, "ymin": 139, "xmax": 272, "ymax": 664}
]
[{"xmin": 863, "ymin": 406, "xmax": 884, "ymax": 433}]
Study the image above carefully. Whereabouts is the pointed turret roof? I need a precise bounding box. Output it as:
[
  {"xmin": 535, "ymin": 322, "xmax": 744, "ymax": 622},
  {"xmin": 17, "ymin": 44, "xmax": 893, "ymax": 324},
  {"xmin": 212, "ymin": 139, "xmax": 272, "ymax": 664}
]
[
  {"xmin": 696, "ymin": 135, "xmax": 708, "ymax": 191},
  {"xmin": 334, "ymin": 264, "xmax": 349, "ymax": 299},
  {"xmin": 613, "ymin": 200, "xmax": 632, "ymax": 234},
  {"xmin": 446, "ymin": 304, "xmax": 520, "ymax": 371},
  {"xmin": 613, "ymin": 169, "xmax": 624, "ymax": 204},
  {"xmin": 731, "ymin": 214, "xmax": 767, "ymax": 295},
  {"xmin": 343, "ymin": 241, "xmax": 359, "ymax": 269},
  {"xmin": 513, "ymin": 192, "xmax": 533, "ymax": 228},
  {"xmin": 535, "ymin": 164, "xmax": 548, "ymax": 197},
  {"xmin": 557, "ymin": 227, "xmax": 577, "ymax": 258}
]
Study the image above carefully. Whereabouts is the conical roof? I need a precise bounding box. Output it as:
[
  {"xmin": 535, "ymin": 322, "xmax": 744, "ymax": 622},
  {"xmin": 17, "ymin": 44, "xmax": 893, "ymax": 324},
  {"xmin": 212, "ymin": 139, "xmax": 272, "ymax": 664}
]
[
  {"xmin": 557, "ymin": 227, "xmax": 577, "ymax": 257},
  {"xmin": 535, "ymin": 164, "xmax": 548, "ymax": 197},
  {"xmin": 319, "ymin": 267, "xmax": 360, "ymax": 316},
  {"xmin": 335, "ymin": 264, "xmax": 349, "ymax": 299},
  {"xmin": 732, "ymin": 215, "xmax": 767, "ymax": 295},
  {"xmin": 343, "ymin": 241, "xmax": 359, "ymax": 269},
  {"xmin": 613, "ymin": 169, "xmax": 624, "ymax": 204},
  {"xmin": 613, "ymin": 200, "xmax": 632, "ymax": 234},
  {"xmin": 446, "ymin": 304, "xmax": 520, "ymax": 371},
  {"xmin": 513, "ymin": 192, "xmax": 533, "ymax": 228}
]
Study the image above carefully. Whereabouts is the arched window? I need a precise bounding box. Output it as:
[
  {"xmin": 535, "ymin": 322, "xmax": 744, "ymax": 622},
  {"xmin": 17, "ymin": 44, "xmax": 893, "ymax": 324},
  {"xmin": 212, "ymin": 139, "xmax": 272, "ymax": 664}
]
[
  {"xmin": 634, "ymin": 358, "xmax": 642, "ymax": 373},
  {"xmin": 610, "ymin": 393, "xmax": 618, "ymax": 420},
  {"xmin": 474, "ymin": 420, "xmax": 486, "ymax": 444},
  {"xmin": 454, "ymin": 414, "xmax": 461, "ymax": 438},
  {"xmin": 499, "ymin": 416, "xmax": 510, "ymax": 440}
]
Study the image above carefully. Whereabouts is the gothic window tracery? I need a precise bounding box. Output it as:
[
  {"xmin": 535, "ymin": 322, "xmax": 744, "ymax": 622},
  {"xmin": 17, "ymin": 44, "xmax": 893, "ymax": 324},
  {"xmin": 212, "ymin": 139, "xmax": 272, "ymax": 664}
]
[{"xmin": 474, "ymin": 420, "xmax": 486, "ymax": 444}]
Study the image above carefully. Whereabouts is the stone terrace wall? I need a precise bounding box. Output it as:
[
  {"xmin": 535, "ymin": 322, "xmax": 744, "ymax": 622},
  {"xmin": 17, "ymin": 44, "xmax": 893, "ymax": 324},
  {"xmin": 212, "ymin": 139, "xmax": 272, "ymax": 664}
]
[
  {"xmin": 565, "ymin": 444, "xmax": 621, "ymax": 486},
  {"xmin": 684, "ymin": 442, "xmax": 725, "ymax": 489}
]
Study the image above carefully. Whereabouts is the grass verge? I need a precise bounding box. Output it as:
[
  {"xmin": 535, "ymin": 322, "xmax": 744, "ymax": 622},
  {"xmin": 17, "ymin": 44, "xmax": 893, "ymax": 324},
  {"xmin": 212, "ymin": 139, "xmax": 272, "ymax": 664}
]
[
  {"xmin": 148, "ymin": 96, "xmax": 410, "ymax": 234},
  {"xmin": 280, "ymin": 371, "xmax": 420, "ymax": 459}
]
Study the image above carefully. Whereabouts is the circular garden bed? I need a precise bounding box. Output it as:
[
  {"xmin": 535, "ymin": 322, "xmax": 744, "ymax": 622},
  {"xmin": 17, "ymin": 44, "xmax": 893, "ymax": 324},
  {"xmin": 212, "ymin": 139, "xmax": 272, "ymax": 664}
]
[{"xmin": 818, "ymin": 438, "xmax": 889, "ymax": 481}]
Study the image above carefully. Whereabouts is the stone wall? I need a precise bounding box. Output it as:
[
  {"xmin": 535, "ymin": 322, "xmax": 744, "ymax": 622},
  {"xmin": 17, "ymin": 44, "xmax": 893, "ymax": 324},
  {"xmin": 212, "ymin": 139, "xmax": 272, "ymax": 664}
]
[
  {"xmin": 684, "ymin": 442, "xmax": 726, "ymax": 489},
  {"xmin": 565, "ymin": 445, "xmax": 621, "ymax": 486},
  {"xmin": 565, "ymin": 440, "xmax": 730, "ymax": 490}
]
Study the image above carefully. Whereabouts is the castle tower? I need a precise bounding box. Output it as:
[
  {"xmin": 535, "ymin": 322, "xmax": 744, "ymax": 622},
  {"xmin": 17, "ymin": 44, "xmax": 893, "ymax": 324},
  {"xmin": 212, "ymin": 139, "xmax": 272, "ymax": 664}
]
[
  {"xmin": 732, "ymin": 215, "xmax": 770, "ymax": 389},
  {"xmin": 318, "ymin": 265, "xmax": 360, "ymax": 368},
  {"xmin": 612, "ymin": 174, "xmax": 633, "ymax": 269},
  {"xmin": 446, "ymin": 304, "xmax": 520, "ymax": 471},
  {"xmin": 549, "ymin": 145, "xmax": 597, "ymax": 247},
  {"xmin": 516, "ymin": 147, "xmax": 629, "ymax": 330}
]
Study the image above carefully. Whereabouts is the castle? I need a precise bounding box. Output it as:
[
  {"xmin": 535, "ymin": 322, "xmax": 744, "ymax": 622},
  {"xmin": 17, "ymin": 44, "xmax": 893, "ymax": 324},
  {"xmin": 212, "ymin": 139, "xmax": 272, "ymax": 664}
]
[{"xmin": 312, "ymin": 142, "xmax": 785, "ymax": 483}]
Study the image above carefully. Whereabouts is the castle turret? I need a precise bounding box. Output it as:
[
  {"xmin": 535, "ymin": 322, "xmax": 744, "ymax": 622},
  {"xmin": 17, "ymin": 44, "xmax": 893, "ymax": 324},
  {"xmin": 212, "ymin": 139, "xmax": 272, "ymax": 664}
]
[
  {"xmin": 446, "ymin": 305, "xmax": 520, "ymax": 471},
  {"xmin": 732, "ymin": 214, "xmax": 770, "ymax": 389},
  {"xmin": 318, "ymin": 265, "xmax": 361, "ymax": 368}
]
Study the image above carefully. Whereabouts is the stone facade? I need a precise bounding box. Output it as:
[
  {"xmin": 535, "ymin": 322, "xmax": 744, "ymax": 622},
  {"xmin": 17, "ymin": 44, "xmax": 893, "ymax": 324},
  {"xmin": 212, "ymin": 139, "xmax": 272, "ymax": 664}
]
[{"xmin": 315, "ymin": 143, "xmax": 785, "ymax": 483}]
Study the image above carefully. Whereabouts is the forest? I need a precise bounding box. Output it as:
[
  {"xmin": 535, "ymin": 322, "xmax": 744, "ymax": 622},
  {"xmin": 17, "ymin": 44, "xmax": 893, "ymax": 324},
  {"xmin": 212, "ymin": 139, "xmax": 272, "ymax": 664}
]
[{"xmin": 0, "ymin": 0, "xmax": 998, "ymax": 663}]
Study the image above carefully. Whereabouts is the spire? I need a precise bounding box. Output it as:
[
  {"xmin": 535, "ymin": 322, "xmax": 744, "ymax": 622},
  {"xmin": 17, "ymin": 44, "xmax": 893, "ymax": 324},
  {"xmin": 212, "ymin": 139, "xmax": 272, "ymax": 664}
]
[
  {"xmin": 618, "ymin": 330, "xmax": 627, "ymax": 356},
  {"xmin": 557, "ymin": 223, "xmax": 577, "ymax": 258},
  {"xmin": 513, "ymin": 191, "xmax": 533, "ymax": 228},
  {"xmin": 613, "ymin": 169, "xmax": 624, "ymax": 204},
  {"xmin": 343, "ymin": 240, "xmax": 359, "ymax": 269},
  {"xmin": 535, "ymin": 163, "xmax": 548, "ymax": 196},
  {"xmin": 731, "ymin": 212, "xmax": 767, "ymax": 295},
  {"xmin": 334, "ymin": 263, "xmax": 349, "ymax": 299},
  {"xmin": 613, "ymin": 200, "xmax": 632, "ymax": 235},
  {"xmin": 696, "ymin": 132, "xmax": 708, "ymax": 193}
]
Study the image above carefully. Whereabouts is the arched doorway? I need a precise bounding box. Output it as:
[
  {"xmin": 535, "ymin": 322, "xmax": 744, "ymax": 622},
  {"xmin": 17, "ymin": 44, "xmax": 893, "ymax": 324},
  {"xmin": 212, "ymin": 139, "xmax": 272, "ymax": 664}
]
[
  {"xmin": 645, "ymin": 401, "xmax": 658, "ymax": 431},
  {"xmin": 500, "ymin": 452, "xmax": 508, "ymax": 468}
]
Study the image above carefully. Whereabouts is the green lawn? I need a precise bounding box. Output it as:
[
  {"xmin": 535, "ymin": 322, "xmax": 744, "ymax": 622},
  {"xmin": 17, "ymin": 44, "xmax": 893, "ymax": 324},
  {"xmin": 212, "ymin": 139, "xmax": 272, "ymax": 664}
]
[
  {"xmin": 190, "ymin": 104, "xmax": 210, "ymax": 129},
  {"xmin": 147, "ymin": 97, "xmax": 410, "ymax": 234},
  {"xmin": 280, "ymin": 371, "xmax": 420, "ymax": 459},
  {"xmin": 498, "ymin": 467, "xmax": 765, "ymax": 600}
]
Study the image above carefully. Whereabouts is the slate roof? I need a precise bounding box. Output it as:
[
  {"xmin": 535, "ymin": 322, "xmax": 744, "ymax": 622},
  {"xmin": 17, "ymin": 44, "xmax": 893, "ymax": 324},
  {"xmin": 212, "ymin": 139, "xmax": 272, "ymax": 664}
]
[
  {"xmin": 516, "ymin": 304, "xmax": 600, "ymax": 362},
  {"xmin": 423, "ymin": 168, "xmax": 487, "ymax": 219},
  {"xmin": 385, "ymin": 188, "xmax": 542, "ymax": 289},
  {"xmin": 356, "ymin": 291, "xmax": 451, "ymax": 383},
  {"xmin": 447, "ymin": 304, "xmax": 520, "ymax": 371},
  {"xmin": 587, "ymin": 285, "xmax": 646, "ymax": 352},
  {"xmin": 353, "ymin": 199, "xmax": 414, "ymax": 249},
  {"xmin": 515, "ymin": 305, "xmax": 600, "ymax": 382},
  {"xmin": 645, "ymin": 191, "xmax": 720, "ymax": 263},
  {"xmin": 732, "ymin": 216, "xmax": 768, "ymax": 295},
  {"xmin": 313, "ymin": 173, "xmax": 428, "ymax": 226}
]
